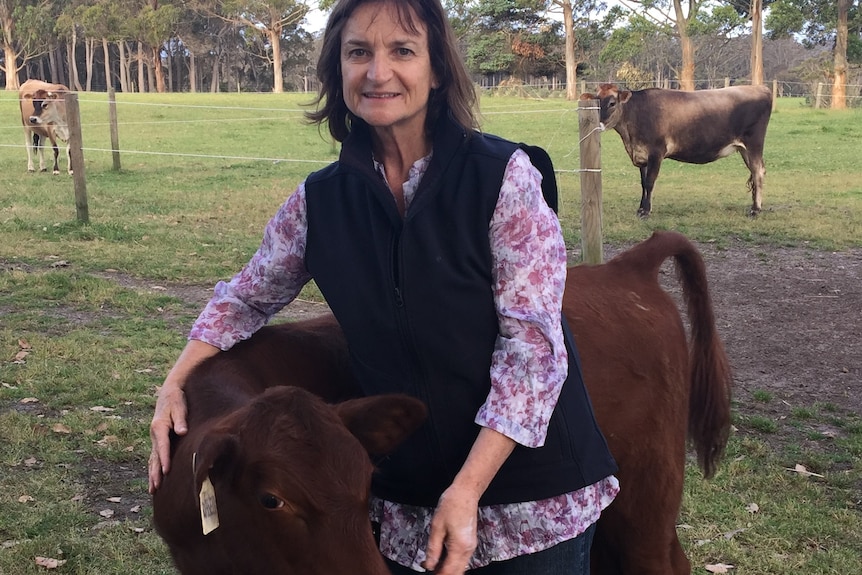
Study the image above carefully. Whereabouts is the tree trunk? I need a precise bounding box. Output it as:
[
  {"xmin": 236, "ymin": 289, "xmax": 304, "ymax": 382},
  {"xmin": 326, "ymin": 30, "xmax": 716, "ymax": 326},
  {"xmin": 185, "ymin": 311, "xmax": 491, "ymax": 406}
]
[
  {"xmin": 49, "ymin": 46, "xmax": 60, "ymax": 84},
  {"xmin": 562, "ymin": 1, "xmax": 577, "ymax": 100},
  {"xmin": 270, "ymin": 26, "xmax": 284, "ymax": 93},
  {"xmin": 750, "ymin": 0, "xmax": 763, "ymax": 85},
  {"xmin": 674, "ymin": 0, "xmax": 695, "ymax": 90},
  {"xmin": 152, "ymin": 46, "xmax": 166, "ymax": 92},
  {"xmin": 69, "ymin": 32, "xmax": 83, "ymax": 91},
  {"xmin": 210, "ymin": 53, "xmax": 220, "ymax": 92},
  {"xmin": 138, "ymin": 41, "xmax": 146, "ymax": 92},
  {"xmin": 118, "ymin": 41, "xmax": 128, "ymax": 92},
  {"xmin": 103, "ymin": 37, "xmax": 112, "ymax": 90},
  {"xmin": 85, "ymin": 39, "xmax": 95, "ymax": 91},
  {"xmin": 832, "ymin": 0, "xmax": 849, "ymax": 109},
  {"xmin": 2, "ymin": 44, "xmax": 20, "ymax": 90},
  {"xmin": 189, "ymin": 51, "xmax": 197, "ymax": 93}
]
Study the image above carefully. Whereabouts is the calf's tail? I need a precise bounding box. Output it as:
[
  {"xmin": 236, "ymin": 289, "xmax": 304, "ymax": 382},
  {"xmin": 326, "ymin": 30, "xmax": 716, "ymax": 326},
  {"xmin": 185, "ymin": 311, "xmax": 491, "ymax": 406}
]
[{"xmin": 625, "ymin": 231, "xmax": 733, "ymax": 478}]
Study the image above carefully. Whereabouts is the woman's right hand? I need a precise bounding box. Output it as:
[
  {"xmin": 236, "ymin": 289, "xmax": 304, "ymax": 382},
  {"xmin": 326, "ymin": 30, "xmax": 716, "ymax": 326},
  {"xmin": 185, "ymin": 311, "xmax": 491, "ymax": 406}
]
[
  {"xmin": 148, "ymin": 340, "xmax": 220, "ymax": 493},
  {"xmin": 148, "ymin": 378, "xmax": 188, "ymax": 493}
]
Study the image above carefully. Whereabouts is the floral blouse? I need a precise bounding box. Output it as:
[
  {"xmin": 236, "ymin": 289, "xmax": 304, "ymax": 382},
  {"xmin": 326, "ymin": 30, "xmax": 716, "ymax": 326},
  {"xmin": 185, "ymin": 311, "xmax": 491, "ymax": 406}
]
[{"xmin": 189, "ymin": 148, "xmax": 619, "ymax": 571}]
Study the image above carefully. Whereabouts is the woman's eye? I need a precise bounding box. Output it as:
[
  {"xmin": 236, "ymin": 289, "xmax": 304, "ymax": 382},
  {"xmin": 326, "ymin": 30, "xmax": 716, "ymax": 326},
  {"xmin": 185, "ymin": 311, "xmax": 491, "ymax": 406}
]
[
  {"xmin": 259, "ymin": 493, "xmax": 284, "ymax": 510},
  {"xmin": 348, "ymin": 48, "xmax": 368, "ymax": 58},
  {"xmin": 396, "ymin": 48, "xmax": 413, "ymax": 56}
]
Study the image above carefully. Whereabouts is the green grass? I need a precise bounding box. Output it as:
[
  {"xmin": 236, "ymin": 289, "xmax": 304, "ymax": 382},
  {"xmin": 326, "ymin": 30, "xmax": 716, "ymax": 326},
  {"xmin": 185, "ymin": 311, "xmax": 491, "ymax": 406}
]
[{"xmin": 2, "ymin": 91, "xmax": 861, "ymax": 574}]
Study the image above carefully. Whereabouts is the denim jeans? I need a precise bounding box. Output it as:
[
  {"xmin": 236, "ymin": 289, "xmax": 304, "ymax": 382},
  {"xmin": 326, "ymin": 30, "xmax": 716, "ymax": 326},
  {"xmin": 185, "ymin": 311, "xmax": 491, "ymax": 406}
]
[{"xmin": 384, "ymin": 523, "xmax": 596, "ymax": 575}]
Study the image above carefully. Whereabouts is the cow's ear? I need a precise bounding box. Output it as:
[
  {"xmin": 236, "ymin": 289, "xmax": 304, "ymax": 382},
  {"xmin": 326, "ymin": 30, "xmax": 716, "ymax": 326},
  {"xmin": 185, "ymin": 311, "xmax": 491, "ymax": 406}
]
[
  {"xmin": 579, "ymin": 93, "xmax": 596, "ymax": 101},
  {"xmin": 193, "ymin": 431, "xmax": 241, "ymax": 492},
  {"xmin": 618, "ymin": 90, "xmax": 633, "ymax": 103},
  {"xmin": 335, "ymin": 395, "xmax": 427, "ymax": 456}
]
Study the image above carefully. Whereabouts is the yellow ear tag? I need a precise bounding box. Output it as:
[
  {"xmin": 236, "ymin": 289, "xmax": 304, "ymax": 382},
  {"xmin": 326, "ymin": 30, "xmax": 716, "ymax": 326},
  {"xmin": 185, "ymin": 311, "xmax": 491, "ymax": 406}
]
[{"xmin": 193, "ymin": 452, "xmax": 220, "ymax": 535}]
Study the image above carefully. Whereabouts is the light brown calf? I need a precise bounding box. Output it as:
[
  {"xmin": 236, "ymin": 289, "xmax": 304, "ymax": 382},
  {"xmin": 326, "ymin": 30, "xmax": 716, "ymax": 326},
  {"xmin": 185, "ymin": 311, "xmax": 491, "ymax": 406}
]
[{"xmin": 19, "ymin": 79, "xmax": 72, "ymax": 175}]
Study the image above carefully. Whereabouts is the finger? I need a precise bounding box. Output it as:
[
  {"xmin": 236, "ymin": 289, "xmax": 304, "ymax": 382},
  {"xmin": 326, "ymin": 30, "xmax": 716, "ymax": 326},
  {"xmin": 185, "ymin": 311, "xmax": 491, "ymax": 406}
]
[
  {"xmin": 148, "ymin": 451, "xmax": 161, "ymax": 493},
  {"xmin": 422, "ymin": 523, "xmax": 444, "ymax": 571},
  {"xmin": 172, "ymin": 399, "xmax": 188, "ymax": 436}
]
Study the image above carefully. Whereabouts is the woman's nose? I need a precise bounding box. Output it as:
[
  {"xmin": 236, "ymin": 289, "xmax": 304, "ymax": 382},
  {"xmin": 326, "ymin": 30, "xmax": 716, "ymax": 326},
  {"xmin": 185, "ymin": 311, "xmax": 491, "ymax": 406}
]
[{"xmin": 367, "ymin": 54, "xmax": 392, "ymax": 82}]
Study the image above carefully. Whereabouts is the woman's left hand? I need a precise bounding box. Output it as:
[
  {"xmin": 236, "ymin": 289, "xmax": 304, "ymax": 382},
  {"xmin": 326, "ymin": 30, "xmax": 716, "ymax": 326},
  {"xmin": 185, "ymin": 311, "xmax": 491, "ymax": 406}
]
[{"xmin": 422, "ymin": 483, "xmax": 479, "ymax": 574}]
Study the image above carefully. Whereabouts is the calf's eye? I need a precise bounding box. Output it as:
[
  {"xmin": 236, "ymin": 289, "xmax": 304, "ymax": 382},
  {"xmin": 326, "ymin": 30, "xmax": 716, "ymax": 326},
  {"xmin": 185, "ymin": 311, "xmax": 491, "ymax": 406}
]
[{"xmin": 259, "ymin": 493, "xmax": 285, "ymax": 510}]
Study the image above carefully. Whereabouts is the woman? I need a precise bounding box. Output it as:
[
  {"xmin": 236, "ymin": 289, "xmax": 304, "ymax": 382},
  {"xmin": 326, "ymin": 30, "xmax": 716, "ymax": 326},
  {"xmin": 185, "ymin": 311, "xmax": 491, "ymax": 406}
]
[{"xmin": 149, "ymin": 1, "xmax": 618, "ymax": 573}]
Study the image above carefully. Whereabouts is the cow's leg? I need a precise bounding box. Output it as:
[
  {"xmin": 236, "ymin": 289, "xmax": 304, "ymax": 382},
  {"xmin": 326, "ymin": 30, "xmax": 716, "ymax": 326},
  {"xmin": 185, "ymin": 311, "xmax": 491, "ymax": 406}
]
[
  {"xmin": 740, "ymin": 149, "xmax": 765, "ymax": 217},
  {"xmin": 35, "ymin": 133, "xmax": 47, "ymax": 172},
  {"xmin": 637, "ymin": 156, "xmax": 662, "ymax": 218},
  {"xmin": 24, "ymin": 130, "xmax": 37, "ymax": 172},
  {"xmin": 50, "ymin": 138, "xmax": 60, "ymax": 175},
  {"xmin": 65, "ymin": 143, "xmax": 73, "ymax": 175}
]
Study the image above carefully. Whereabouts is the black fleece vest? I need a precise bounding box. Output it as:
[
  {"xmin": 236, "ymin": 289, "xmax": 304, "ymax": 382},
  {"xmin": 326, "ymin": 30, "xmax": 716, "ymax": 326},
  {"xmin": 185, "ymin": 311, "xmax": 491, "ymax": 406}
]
[{"xmin": 304, "ymin": 116, "xmax": 616, "ymax": 507}]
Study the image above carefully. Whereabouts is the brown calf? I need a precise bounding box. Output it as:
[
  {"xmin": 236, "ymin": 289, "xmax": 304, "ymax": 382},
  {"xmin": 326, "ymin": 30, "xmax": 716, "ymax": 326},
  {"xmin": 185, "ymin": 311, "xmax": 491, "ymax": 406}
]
[
  {"xmin": 581, "ymin": 84, "xmax": 772, "ymax": 217},
  {"xmin": 152, "ymin": 315, "xmax": 427, "ymax": 575},
  {"xmin": 19, "ymin": 79, "xmax": 72, "ymax": 175},
  {"xmin": 152, "ymin": 231, "xmax": 732, "ymax": 575}
]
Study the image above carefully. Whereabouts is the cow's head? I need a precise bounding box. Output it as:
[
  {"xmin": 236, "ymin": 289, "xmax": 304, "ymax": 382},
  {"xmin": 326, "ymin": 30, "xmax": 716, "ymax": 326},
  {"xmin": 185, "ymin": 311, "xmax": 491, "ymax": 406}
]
[
  {"xmin": 580, "ymin": 83, "xmax": 632, "ymax": 131},
  {"xmin": 190, "ymin": 387, "xmax": 426, "ymax": 574},
  {"xmin": 28, "ymin": 88, "xmax": 69, "ymax": 140}
]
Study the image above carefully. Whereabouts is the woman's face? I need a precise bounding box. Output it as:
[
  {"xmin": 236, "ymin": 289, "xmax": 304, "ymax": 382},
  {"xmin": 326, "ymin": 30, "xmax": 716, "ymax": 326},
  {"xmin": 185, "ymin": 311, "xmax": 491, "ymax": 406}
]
[{"xmin": 340, "ymin": 1, "xmax": 438, "ymax": 141}]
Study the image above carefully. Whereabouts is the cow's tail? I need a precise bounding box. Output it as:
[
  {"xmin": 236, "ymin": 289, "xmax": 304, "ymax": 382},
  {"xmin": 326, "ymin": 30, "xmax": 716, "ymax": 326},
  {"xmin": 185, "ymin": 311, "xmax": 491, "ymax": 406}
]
[{"xmin": 623, "ymin": 231, "xmax": 733, "ymax": 478}]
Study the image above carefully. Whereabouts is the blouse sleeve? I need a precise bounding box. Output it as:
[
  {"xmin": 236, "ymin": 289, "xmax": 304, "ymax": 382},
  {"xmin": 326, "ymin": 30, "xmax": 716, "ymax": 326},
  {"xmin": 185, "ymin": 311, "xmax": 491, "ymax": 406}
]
[
  {"xmin": 188, "ymin": 182, "xmax": 313, "ymax": 351},
  {"xmin": 475, "ymin": 148, "xmax": 569, "ymax": 448}
]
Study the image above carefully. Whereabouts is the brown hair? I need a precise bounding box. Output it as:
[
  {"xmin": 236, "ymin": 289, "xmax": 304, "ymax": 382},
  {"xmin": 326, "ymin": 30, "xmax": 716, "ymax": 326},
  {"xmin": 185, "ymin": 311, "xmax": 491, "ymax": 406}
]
[{"xmin": 305, "ymin": 0, "xmax": 477, "ymax": 142}]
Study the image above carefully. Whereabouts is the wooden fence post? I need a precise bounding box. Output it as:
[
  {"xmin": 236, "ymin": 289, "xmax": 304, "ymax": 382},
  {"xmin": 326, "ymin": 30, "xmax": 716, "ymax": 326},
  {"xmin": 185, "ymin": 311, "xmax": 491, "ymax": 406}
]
[
  {"xmin": 64, "ymin": 92, "xmax": 89, "ymax": 224},
  {"xmin": 108, "ymin": 87, "xmax": 121, "ymax": 171},
  {"xmin": 815, "ymin": 82, "xmax": 824, "ymax": 109},
  {"xmin": 772, "ymin": 79, "xmax": 778, "ymax": 109},
  {"xmin": 578, "ymin": 99, "xmax": 603, "ymax": 265}
]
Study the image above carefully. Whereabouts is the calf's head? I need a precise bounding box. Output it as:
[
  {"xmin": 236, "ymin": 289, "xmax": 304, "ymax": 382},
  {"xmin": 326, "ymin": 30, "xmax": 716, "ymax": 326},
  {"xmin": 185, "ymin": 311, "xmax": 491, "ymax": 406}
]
[
  {"xmin": 183, "ymin": 387, "xmax": 426, "ymax": 574},
  {"xmin": 579, "ymin": 83, "xmax": 631, "ymax": 131}
]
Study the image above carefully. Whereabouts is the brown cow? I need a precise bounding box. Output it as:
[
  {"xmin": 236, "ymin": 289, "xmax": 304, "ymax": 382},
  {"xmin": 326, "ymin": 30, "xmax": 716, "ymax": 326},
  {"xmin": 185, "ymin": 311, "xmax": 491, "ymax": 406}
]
[
  {"xmin": 152, "ymin": 314, "xmax": 427, "ymax": 575},
  {"xmin": 581, "ymin": 83, "xmax": 772, "ymax": 217},
  {"xmin": 152, "ymin": 231, "xmax": 732, "ymax": 575},
  {"xmin": 19, "ymin": 79, "xmax": 72, "ymax": 175}
]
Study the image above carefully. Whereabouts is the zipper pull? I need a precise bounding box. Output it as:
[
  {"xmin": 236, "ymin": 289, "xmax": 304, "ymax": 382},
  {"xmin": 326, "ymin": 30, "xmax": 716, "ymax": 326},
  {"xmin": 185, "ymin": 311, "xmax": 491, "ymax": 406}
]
[{"xmin": 394, "ymin": 287, "xmax": 404, "ymax": 307}]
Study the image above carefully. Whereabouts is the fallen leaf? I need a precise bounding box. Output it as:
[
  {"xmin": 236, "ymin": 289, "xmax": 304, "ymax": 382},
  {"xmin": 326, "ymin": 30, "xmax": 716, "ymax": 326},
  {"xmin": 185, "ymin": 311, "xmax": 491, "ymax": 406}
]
[
  {"xmin": 2, "ymin": 382, "xmax": 19, "ymax": 389},
  {"xmin": 52, "ymin": 423, "xmax": 72, "ymax": 434},
  {"xmin": 20, "ymin": 397, "xmax": 39, "ymax": 404},
  {"xmin": 13, "ymin": 350, "xmax": 29, "ymax": 362},
  {"xmin": 705, "ymin": 563, "xmax": 735, "ymax": 573},
  {"xmin": 786, "ymin": 463, "xmax": 824, "ymax": 478},
  {"xmin": 99, "ymin": 509, "xmax": 114, "ymax": 518},
  {"xmin": 135, "ymin": 368, "xmax": 153, "ymax": 374},
  {"xmin": 745, "ymin": 503, "xmax": 759, "ymax": 513},
  {"xmin": 18, "ymin": 339, "xmax": 32, "ymax": 350},
  {"xmin": 96, "ymin": 435, "xmax": 120, "ymax": 446},
  {"xmin": 2, "ymin": 540, "xmax": 23, "ymax": 549},
  {"xmin": 18, "ymin": 495, "xmax": 34, "ymax": 503},
  {"xmin": 24, "ymin": 457, "xmax": 38, "ymax": 467},
  {"xmin": 95, "ymin": 422, "xmax": 109, "ymax": 432},
  {"xmin": 724, "ymin": 528, "xmax": 746, "ymax": 540},
  {"xmin": 107, "ymin": 497, "xmax": 122, "ymax": 503},
  {"xmin": 130, "ymin": 505, "xmax": 141, "ymax": 513},
  {"xmin": 130, "ymin": 527, "xmax": 145, "ymax": 533},
  {"xmin": 35, "ymin": 556, "xmax": 67, "ymax": 569},
  {"xmin": 90, "ymin": 406, "xmax": 115, "ymax": 412},
  {"xmin": 49, "ymin": 260, "xmax": 69, "ymax": 268}
]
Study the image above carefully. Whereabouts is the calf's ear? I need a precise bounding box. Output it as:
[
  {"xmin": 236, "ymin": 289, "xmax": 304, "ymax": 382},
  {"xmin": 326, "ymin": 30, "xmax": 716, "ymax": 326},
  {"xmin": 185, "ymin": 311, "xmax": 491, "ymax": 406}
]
[
  {"xmin": 335, "ymin": 395, "xmax": 427, "ymax": 456},
  {"xmin": 193, "ymin": 432, "xmax": 241, "ymax": 493},
  {"xmin": 579, "ymin": 93, "xmax": 596, "ymax": 101}
]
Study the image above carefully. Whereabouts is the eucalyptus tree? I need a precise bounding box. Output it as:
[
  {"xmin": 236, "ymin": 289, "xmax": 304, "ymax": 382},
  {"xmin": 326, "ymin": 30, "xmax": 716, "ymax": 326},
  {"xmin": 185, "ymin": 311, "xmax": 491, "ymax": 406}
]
[
  {"xmin": 0, "ymin": 0, "xmax": 51, "ymax": 89},
  {"xmin": 767, "ymin": 0, "xmax": 861, "ymax": 107},
  {"xmin": 548, "ymin": 1, "xmax": 608, "ymax": 98},
  {"xmin": 192, "ymin": 0, "xmax": 311, "ymax": 93},
  {"xmin": 614, "ymin": 0, "xmax": 714, "ymax": 90}
]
